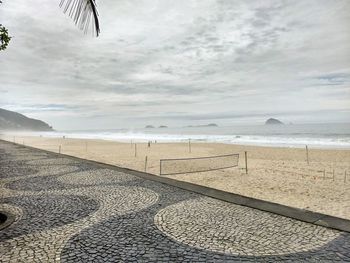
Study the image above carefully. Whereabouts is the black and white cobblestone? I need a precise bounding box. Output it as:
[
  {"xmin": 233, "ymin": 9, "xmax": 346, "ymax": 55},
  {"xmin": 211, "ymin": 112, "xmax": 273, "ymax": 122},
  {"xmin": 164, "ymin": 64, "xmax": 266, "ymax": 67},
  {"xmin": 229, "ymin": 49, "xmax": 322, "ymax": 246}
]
[{"xmin": 154, "ymin": 197, "xmax": 341, "ymax": 256}]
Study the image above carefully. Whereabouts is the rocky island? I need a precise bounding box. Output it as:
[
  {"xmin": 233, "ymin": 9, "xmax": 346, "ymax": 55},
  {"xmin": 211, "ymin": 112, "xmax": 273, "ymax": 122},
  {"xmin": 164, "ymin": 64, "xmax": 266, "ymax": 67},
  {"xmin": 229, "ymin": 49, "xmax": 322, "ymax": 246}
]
[
  {"xmin": 186, "ymin": 123, "xmax": 218, "ymax": 128},
  {"xmin": 265, "ymin": 118, "xmax": 284, "ymax": 125}
]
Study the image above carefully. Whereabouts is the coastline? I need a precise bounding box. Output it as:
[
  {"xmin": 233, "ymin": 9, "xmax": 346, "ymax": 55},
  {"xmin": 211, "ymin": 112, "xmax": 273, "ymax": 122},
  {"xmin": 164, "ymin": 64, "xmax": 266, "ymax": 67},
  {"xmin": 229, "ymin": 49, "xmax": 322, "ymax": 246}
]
[
  {"xmin": 1, "ymin": 134, "xmax": 349, "ymax": 220},
  {"xmin": 3, "ymin": 122, "xmax": 350, "ymax": 150}
]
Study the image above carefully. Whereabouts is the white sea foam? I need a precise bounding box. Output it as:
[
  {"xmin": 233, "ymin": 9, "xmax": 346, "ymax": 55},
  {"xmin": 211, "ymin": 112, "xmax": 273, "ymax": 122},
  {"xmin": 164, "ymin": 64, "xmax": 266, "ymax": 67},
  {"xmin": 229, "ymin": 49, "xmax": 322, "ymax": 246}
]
[{"xmin": 12, "ymin": 123, "xmax": 350, "ymax": 149}]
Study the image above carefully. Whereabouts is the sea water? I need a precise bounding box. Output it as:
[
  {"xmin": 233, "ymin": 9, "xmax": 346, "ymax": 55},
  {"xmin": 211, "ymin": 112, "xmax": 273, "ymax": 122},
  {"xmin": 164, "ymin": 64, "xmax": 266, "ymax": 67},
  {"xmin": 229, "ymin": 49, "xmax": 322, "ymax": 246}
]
[{"xmin": 27, "ymin": 123, "xmax": 350, "ymax": 149}]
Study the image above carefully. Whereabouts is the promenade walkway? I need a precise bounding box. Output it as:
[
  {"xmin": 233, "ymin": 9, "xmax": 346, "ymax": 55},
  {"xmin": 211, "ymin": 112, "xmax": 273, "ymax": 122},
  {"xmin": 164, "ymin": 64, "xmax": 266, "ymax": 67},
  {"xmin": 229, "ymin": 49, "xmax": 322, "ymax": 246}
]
[{"xmin": 0, "ymin": 141, "xmax": 349, "ymax": 262}]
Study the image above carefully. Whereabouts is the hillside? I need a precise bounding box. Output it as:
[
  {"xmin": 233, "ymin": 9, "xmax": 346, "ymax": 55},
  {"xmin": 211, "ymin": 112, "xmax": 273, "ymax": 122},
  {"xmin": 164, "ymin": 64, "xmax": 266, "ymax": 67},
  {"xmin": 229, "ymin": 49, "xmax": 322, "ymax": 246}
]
[{"xmin": 0, "ymin": 108, "xmax": 53, "ymax": 131}]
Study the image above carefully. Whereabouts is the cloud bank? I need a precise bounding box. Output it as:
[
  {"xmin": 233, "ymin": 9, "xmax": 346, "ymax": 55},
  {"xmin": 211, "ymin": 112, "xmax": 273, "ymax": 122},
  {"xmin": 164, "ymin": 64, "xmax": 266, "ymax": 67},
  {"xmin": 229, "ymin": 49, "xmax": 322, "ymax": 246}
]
[{"xmin": 0, "ymin": 0, "xmax": 349, "ymax": 129}]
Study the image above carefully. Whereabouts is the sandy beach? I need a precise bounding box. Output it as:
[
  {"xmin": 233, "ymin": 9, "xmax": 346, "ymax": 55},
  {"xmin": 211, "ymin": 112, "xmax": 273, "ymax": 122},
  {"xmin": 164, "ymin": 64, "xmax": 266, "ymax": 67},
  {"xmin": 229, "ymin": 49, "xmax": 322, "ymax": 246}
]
[{"xmin": 1, "ymin": 134, "xmax": 350, "ymax": 219}]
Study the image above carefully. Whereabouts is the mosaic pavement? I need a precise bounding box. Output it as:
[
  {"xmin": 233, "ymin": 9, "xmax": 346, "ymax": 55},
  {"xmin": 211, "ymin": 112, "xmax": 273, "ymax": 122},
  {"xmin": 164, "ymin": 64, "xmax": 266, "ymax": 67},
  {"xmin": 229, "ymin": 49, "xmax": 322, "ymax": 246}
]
[{"xmin": 0, "ymin": 141, "xmax": 350, "ymax": 262}]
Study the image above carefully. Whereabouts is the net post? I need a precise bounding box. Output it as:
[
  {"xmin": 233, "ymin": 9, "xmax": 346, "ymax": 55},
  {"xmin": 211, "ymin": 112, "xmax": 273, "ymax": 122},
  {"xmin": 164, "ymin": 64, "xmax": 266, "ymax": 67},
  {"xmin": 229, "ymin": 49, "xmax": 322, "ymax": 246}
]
[
  {"xmin": 59, "ymin": 145, "xmax": 61, "ymax": 154},
  {"xmin": 188, "ymin": 139, "xmax": 191, "ymax": 154},
  {"xmin": 344, "ymin": 170, "xmax": 347, "ymax": 183},
  {"xmin": 305, "ymin": 145, "xmax": 309, "ymax": 165},
  {"xmin": 144, "ymin": 156, "xmax": 148, "ymax": 172},
  {"xmin": 134, "ymin": 144, "xmax": 137, "ymax": 157},
  {"xmin": 245, "ymin": 151, "xmax": 248, "ymax": 174},
  {"xmin": 159, "ymin": 160, "xmax": 162, "ymax": 175}
]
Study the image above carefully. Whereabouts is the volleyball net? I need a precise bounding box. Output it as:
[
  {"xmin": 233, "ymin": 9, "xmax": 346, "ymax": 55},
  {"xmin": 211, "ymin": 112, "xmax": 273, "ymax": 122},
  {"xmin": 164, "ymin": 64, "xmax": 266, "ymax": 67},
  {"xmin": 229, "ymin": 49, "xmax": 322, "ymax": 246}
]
[{"xmin": 160, "ymin": 153, "xmax": 239, "ymax": 175}]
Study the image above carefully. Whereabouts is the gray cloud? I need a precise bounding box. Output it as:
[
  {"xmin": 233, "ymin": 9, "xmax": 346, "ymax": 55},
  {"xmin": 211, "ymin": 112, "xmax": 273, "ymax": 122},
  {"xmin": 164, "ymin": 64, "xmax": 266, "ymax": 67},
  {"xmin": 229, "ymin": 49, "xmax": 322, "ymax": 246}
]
[{"xmin": 0, "ymin": 0, "xmax": 349, "ymax": 129}]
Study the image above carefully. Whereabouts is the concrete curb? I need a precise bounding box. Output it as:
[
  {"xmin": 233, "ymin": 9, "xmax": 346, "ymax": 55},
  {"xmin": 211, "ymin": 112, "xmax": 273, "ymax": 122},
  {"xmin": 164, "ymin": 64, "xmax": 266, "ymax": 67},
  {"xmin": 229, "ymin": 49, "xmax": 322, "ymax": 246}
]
[{"xmin": 2, "ymin": 140, "xmax": 350, "ymax": 233}]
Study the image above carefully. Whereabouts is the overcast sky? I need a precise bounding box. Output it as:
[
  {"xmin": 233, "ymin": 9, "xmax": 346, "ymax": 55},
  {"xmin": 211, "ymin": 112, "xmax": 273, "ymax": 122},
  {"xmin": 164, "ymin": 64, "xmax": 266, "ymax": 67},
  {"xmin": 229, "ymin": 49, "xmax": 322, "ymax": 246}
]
[{"xmin": 0, "ymin": 0, "xmax": 349, "ymax": 130}]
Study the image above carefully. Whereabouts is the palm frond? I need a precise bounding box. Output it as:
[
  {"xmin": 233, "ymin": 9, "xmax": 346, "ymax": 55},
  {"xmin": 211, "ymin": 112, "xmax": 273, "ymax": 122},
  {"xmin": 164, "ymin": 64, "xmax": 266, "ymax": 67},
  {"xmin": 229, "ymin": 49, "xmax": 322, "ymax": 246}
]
[{"xmin": 59, "ymin": 0, "xmax": 100, "ymax": 37}]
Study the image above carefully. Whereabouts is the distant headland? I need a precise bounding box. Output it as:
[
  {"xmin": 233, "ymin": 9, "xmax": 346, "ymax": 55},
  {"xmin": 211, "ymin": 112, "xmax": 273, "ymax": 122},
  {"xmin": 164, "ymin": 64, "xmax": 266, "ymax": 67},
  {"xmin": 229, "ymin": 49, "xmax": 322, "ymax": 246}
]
[
  {"xmin": 265, "ymin": 118, "xmax": 284, "ymax": 125},
  {"xmin": 0, "ymin": 108, "xmax": 53, "ymax": 131}
]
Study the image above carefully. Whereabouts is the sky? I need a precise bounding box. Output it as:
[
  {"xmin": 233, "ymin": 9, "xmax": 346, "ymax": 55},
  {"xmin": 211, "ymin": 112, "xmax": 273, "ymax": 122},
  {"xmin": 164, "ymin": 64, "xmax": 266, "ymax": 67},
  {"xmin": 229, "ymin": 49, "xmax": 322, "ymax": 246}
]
[{"xmin": 0, "ymin": 0, "xmax": 349, "ymax": 130}]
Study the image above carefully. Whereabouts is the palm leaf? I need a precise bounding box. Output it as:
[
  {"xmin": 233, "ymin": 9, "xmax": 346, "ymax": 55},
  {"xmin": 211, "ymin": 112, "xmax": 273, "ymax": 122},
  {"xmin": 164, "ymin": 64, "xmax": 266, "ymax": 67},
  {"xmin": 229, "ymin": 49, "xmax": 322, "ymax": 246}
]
[{"xmin": 59, "ymin": 0, "xmax": 100, "ymax": 36}]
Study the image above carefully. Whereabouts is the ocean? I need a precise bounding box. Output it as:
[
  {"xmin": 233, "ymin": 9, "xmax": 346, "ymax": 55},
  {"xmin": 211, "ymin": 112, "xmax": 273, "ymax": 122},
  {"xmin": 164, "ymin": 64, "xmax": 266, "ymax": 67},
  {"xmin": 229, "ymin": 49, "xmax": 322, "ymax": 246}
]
[{"xmin": 28, "ymin": 123, "xmax": 350, "ymax": 149}]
